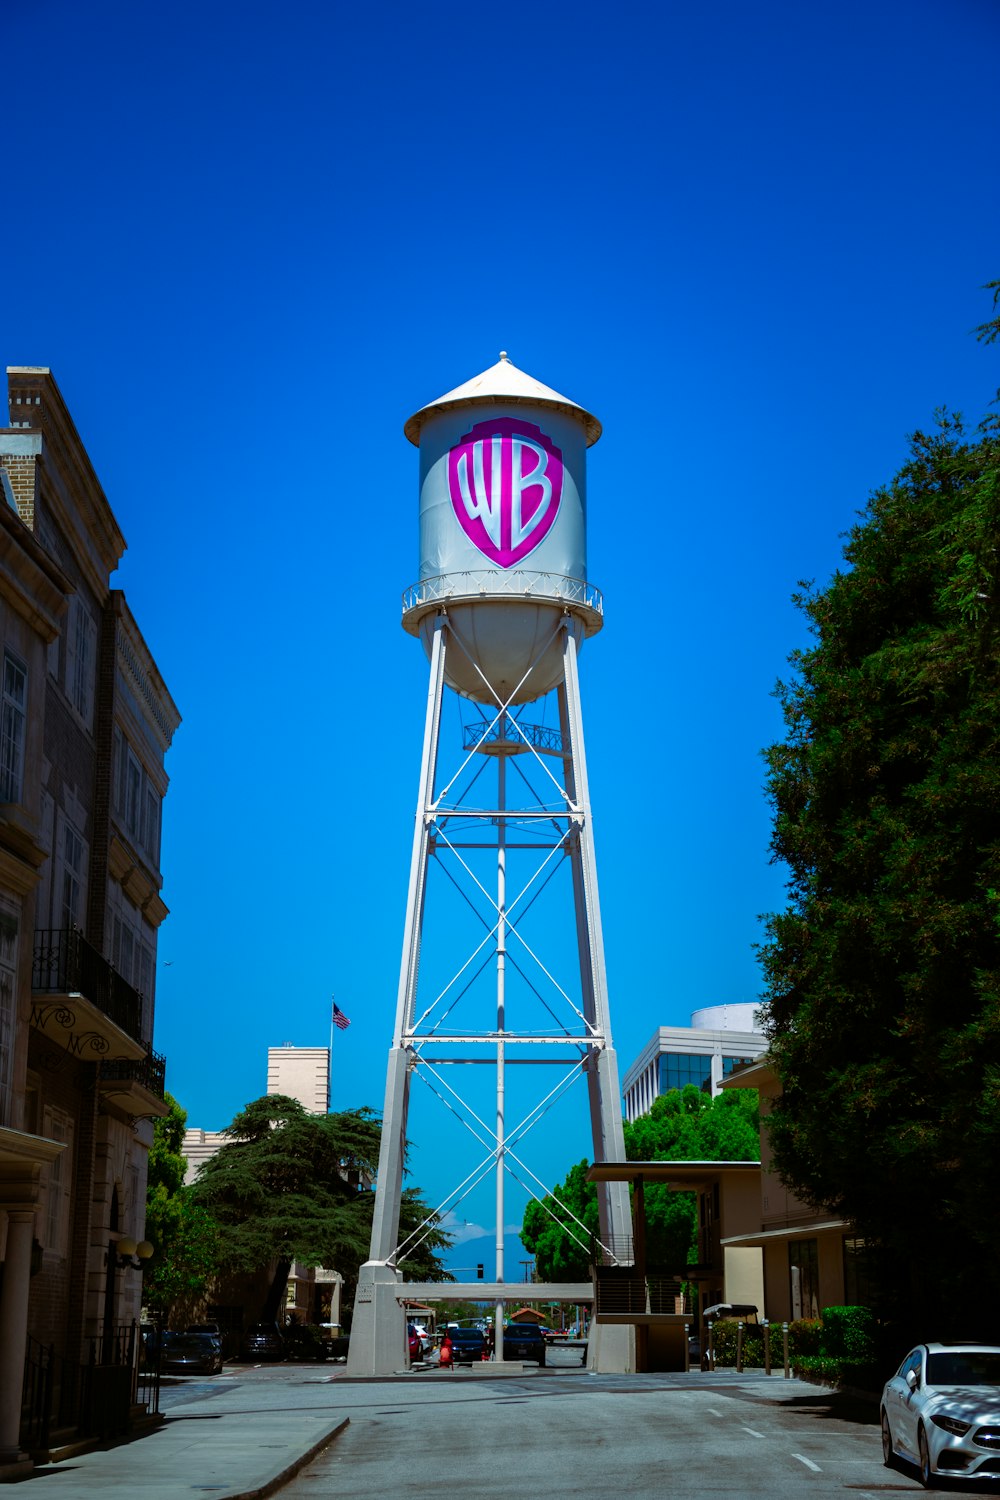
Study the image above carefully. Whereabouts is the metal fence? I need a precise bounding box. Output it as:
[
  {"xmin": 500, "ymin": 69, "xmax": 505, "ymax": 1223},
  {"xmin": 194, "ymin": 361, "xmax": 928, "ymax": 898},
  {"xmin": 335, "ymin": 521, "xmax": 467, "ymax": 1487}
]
[
  {"xmin": 32, "ymin": 928, "xmax": 144, "ymax": 1044},
  {"xmin": 20, "ymin": 1320, "xmax": 159, "ymax": 1455}
]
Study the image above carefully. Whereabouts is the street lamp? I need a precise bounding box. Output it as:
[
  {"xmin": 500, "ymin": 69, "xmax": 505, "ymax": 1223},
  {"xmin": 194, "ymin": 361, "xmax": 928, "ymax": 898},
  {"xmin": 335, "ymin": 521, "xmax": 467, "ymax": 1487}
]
[
  {"xmin": 113, "ymin": 1236, "xmax": 154, "ymax": 1269},
  {"xmin": 103, "ymin": 1237, "xmax": 155, "ymax": 1353}
]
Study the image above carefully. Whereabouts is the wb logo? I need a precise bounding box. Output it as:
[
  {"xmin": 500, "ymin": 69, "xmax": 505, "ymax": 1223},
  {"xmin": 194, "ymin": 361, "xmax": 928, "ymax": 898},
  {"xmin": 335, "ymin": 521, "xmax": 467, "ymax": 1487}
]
[{"xmin": 448, "ymin": 417, "xmax": 563, "ymax": 568}]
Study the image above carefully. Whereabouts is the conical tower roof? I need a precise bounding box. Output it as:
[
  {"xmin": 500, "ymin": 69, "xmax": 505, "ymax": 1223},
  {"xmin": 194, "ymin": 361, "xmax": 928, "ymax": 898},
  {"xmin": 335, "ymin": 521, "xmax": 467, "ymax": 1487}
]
[{"xmin": 403, "ymin": 352, "xmax": 602, "ymax": 448}]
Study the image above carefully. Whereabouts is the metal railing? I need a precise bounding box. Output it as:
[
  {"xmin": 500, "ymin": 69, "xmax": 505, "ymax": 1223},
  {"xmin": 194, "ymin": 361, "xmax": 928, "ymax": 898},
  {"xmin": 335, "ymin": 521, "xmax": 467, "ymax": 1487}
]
[
  {"xmin": 594, "ymin": 1275, "xmax": 692, "ymax": 1318},
  {"xmin": 462, "ymin": 715, "xmax": 565, "ymax": 756},
  {"xmin": 98, "ymin": 1048, "xmax": 167, "ymax": 1100},
  {"xmin": 21, "ymin": 1335, "xmax": 54, "ymax": 1450},
  {"xmin": 20, "ymin": 1321, "xmax": 159, "ymax": 1454},
  {"xmin": 592, "ymin": 1235, "xmax": 635, "ymax": 1267},
  {"xmin": 32, "ymin": 929, "xmax": 144, "ymax": 1045},
  {"xmin": 402, "ymin": 570, "xmax": 604, "ymax": 620}
]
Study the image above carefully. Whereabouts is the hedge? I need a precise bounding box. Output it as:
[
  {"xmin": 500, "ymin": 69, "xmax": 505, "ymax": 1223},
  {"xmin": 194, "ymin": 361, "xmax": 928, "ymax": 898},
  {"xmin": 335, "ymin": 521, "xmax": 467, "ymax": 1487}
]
[{"xmin": 707, "ymin": 1309, "xmax": 875, "ymax": 1376}]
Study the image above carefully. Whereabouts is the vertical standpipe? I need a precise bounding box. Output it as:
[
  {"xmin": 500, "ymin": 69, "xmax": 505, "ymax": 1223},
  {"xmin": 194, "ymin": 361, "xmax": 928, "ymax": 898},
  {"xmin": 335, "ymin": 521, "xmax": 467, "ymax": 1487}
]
[{"xmin": 347, "ymin": 355, "xmax": 634, "ymax": 1376}]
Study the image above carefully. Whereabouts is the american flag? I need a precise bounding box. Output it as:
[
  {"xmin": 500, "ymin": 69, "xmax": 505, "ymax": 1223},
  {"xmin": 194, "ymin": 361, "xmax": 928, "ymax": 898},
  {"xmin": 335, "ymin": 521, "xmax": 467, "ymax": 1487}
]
[{"xmin": 332, "ymin": 1003, "xmax": 351, "ymax": 1031}]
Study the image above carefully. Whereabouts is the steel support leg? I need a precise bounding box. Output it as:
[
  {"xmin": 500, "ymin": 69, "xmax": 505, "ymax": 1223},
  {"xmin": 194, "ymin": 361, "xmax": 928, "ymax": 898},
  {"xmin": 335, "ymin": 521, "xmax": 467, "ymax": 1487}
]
[{"xmin": 347, "ymin": 618, "xmax": 448, "ymax": 1376}]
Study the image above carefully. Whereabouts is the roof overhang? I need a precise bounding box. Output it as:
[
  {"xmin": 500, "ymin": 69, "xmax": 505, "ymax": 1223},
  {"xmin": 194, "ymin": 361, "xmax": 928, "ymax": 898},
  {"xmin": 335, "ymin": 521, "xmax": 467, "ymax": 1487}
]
[
  {"xmin": 587, "ymin": 1160, "xmax": 761, "ymax": 1189},
  {"xmin": 721, "ymin": 1219, "xmax": 850, "ymax": 1249}
]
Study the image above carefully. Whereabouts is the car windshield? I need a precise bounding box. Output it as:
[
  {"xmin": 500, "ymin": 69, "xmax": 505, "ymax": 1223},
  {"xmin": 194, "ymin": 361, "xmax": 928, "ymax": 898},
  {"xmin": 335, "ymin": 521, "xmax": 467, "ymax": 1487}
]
[
  {"xmin": 927, "ymin": 1351, "xmax": 1000, "ymax": 1386},
  {"xmin": 173, "ymin": 1335, "xmax": 215, "ymax": 1349}
]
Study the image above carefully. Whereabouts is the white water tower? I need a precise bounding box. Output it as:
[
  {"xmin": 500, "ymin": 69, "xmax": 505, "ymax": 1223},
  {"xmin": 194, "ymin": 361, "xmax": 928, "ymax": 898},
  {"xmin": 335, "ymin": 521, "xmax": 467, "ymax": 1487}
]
[{"xmin": 348, "ymin": 354, "xmax": 633, "ymax": 1375}]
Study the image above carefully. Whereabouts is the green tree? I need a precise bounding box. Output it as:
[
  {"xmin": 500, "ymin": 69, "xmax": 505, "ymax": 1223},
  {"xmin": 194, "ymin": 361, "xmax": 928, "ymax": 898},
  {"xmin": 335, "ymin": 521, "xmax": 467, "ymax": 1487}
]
[
  {"xmin": 760, "ymin": 391, "xmax": 1000, "ymax": 1334},
  {"xmin": 520, "ymin": 1086, "xmax": 759, "ymax": 1278},
  {"xmin": 143, "ymin": 1094, "xmax": 220, "ymax": 1317},
  {"xmin": 191, "ymin": 1095, "xmax": 452, "ymax": 1320}
]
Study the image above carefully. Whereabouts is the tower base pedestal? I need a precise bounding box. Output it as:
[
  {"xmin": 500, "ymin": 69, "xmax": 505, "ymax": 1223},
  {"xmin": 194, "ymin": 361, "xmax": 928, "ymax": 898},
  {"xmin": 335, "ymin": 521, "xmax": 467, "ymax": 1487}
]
[
  {"xmin": 345, "ymin": 1262, "xmax": 406, "ymax": 1376},
  {"xmin": 587, "ymin": 1322, "xmax": 635, "ymax": 1374}
]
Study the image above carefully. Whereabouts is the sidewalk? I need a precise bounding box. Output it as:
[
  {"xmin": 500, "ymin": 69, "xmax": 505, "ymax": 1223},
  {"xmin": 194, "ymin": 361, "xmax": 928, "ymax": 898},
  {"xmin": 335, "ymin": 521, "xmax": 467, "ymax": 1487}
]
[{"xmin": 13, "ymin": 1375, "xmax": 350, "ymax": 1499}]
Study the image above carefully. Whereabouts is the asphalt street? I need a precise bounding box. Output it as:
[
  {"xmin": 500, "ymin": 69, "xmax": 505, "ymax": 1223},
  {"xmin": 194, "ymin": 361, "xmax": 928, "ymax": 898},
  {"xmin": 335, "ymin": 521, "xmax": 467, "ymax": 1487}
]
[
  {"xmin": 275, "ymin": 1368, "xmax": 924, "ymax": 1500},
  {"xmin": 28, "ymin": 1362, "xmax": 1000, "ymax": 1499}
]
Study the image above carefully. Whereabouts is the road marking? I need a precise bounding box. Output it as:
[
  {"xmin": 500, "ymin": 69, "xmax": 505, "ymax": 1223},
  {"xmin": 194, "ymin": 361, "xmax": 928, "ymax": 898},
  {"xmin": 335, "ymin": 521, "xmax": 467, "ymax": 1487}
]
[
  {"xmin": 792, "ymin": 1454, "xmax": 821, "ymax": 1471},
  {"xmin": 741, "ymin": 1425, "xmax": 766, "ymax": 1438},
  {"xmin": 706, "ymin": 1407, "xmax": 724, "ymax": 1417}
]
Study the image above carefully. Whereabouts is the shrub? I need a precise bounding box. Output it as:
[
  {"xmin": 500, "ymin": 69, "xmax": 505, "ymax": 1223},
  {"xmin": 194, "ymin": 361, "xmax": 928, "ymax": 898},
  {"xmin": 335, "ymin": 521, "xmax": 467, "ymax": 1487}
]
[
  {"xmin": 789, "ymin": 1318, "xmax": 822, "ymax": 1355},
  {"xmin": 707, "ymin": 1316, "xmax": 822, "ymax": 1367},
  {"xmin": 819, "ymin": 1305, "xmax": 875, "ymax": 1362}
]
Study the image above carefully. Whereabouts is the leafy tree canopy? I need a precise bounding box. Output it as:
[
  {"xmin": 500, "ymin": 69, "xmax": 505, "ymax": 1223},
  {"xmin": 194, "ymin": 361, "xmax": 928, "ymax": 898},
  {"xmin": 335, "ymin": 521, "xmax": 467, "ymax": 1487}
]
[
  {"xmin": 190, "ymin": 1095, "xmax": 452, "ymax": 1316},
  {"xmin": 520, "ymin": 1086, "xmax": 759, "ymax": 1279},
  {"xmin": 760, "ymin": 386, "xmax": 1000, "ymax": 1331},
  {"xmin": 144, "ymin": 1093, "xmax": 220, "ymax": 1316}
]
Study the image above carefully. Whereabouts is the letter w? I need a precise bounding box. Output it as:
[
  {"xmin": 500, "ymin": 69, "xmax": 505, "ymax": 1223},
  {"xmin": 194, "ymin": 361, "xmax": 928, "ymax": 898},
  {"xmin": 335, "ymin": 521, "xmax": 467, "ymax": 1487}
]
[{"xmin": 456, "ymin": 437, "xmax": 502, "ymax": 547}]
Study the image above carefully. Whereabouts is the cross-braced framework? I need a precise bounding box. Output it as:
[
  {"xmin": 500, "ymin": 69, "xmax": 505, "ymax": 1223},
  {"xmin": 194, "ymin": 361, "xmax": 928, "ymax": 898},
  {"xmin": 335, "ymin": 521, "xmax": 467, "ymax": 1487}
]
[{"xmin": 351, "ymin": 603, "xmax": 633, "ymax": 1377}]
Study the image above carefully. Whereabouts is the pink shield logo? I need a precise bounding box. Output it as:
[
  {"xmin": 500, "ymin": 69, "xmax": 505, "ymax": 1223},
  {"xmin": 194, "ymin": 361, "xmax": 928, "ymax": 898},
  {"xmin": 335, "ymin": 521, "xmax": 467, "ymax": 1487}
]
[{"xmin": 448, "ymin": 417, "xmax": 563, "ymax": 569}]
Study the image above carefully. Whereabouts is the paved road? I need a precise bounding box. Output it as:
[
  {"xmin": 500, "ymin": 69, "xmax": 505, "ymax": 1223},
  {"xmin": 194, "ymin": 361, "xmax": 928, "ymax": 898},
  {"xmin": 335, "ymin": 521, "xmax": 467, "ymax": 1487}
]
[{"xmin": 278, "ymin": 1368, "xmax": 924, "ymax": 1499}]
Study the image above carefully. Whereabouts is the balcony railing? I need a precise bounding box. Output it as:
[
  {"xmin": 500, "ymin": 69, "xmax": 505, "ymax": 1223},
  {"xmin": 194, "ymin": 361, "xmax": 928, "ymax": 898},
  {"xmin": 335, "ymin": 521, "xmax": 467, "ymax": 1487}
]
[
  {"xmin": 32, "ymin": 929, "xmax": 144, "ymax": 1046},
  {"xmin": 98, "ymin": 1049, "xmax": 166, "ymax": 1100},
  {"xmin": 594, "ymin": 1274, "xmax": 692, "ymax": 1318}
]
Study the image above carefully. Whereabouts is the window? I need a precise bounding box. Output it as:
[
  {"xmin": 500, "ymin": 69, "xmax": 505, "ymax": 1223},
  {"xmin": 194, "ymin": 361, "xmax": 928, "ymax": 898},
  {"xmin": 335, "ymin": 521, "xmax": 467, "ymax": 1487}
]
[
  {"xmin": 116, "ymin": 732, "xmax": 161, "ymax": 865},
  {"xmin": 125, "ymin": 748, "xmax": 143, "ymax": 844},
  {"xmin": 722, "ymin": 1054, "xmax": 757, "ymax": 1078},
  {"xmin": 66, "ymin": 597, "xmax": 96, "ymax": 727},
  {"xmin": 0, "ymin": 651, "xmax": 27, "ymax": 803},
  {"xmin": 145, "ymin": 785, "xmax": 160, "ymax": 863},
  {"xmin": 842, "ymin": 1235, "xmax": 875, "ymax": 1306},
  {"xmin": 0, "ymin": 901, "xmax": 18, "ymax": 1129},
  {"xmin": 114, "ymin": 913, "xmax": 136, "ymax": 986},
  {"xmin": 138, "ymin": 941, "xmax": 155, "ymax": 1039},
  {"xmin": 60, "ymin": 819, "xmax": 88, "ymax": 930},
  {"xmin": 789, "ymin": 1239, "xmax": 820, "ymax": 1320},
  {"xmin": 43, "ymin": 1106, "xmax": 73, "ymax": 1257},
  {"xmin": 658, "ymin": 1052, "xmax": 713, "ymax": 1094}
]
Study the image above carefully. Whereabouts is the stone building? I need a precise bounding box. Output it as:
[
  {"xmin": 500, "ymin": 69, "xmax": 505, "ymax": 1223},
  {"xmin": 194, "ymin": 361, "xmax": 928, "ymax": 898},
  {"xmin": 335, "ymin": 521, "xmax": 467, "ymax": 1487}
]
[{"xmin": 0, "ymin": 368, "xmax": 179, "ymax": 1474}]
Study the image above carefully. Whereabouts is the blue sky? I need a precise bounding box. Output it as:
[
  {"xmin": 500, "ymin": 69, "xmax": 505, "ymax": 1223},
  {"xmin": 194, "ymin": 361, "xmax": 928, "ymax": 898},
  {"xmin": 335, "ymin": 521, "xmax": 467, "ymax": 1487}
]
[{"xmin": 6, "ymin": 0, "xmax": 998, "ymax": 1267}]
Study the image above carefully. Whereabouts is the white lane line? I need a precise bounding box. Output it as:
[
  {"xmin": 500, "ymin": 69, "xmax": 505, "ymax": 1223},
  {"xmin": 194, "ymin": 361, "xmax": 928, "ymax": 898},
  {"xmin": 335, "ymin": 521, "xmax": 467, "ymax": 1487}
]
[
  {"xmin": 706, "ymin": 1407, "xmax": 724, "ymax": 1417},
  {"xmin": 741, "ymin": 1425, "xmax": 766, "ymax": 1438},
  {"xmin": 792, "ymin": 1453, "xmax": 821, "ymax": 1472}
]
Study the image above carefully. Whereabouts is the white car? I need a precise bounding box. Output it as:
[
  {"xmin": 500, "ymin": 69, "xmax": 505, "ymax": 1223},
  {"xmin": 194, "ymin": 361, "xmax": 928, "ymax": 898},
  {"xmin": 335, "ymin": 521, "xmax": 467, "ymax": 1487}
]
[{"xmin": 881, "ymin": 1342, "xmax": 1000, "ymax": 1487}]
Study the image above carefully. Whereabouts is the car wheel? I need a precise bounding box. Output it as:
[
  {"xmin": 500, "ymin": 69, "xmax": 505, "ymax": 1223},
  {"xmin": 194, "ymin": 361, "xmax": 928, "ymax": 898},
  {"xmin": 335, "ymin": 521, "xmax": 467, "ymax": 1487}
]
[
  {"xmin": 880, "ymin": 1410, "xmax": 895, "ymax": 1469},
  {"xmin": 918, "ymin": 1426, "xmax": 937, "ymax": 1489}
]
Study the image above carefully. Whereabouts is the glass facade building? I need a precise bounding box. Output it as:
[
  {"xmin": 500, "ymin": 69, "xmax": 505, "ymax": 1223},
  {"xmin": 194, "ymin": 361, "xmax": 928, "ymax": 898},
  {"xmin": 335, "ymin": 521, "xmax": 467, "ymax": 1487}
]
[{"xmin": 622, "ymin": 1007, "xmax": 766, "ymax": 1122}]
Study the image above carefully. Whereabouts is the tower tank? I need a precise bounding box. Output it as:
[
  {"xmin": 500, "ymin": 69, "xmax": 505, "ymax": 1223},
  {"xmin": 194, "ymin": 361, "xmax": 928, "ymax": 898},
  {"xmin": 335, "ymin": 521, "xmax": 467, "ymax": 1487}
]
[{"xmin": 402, "ymin": 352, "xmax": 603, "ymax": 705}]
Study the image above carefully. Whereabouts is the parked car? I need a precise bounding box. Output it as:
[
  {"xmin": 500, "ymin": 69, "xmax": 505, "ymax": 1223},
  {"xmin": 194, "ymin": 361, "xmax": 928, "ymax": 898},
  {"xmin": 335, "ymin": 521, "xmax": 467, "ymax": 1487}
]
[
  {"xmin": 441, "ymin": 1327, "xmax": 487, "ymax": 1364},
  {"xmin": 408, "ymin": 1324, "xmax": 426, "ymax": 1361},
  {"xmin": 186, "ymin": 1322, "xmax": 222, "ymax": 1338},
  {"xmin": 502, "ymin": 1323, "xmax": 546, "ymax": 1365},
  {"xmin": 162, "ymin": 1332, "xmax": 224, "ymax": 1375},
  {"xmin": 881, "ymin": 1342, "xmax": 1000, "ymax": 1487},
  {"xmin": 283, "ymin": 1323, "xmax": 329, "ymax": 1362},
  {"xmin": 240, "ymin": 1322, "xmax": 285, "ymax": 1362}
]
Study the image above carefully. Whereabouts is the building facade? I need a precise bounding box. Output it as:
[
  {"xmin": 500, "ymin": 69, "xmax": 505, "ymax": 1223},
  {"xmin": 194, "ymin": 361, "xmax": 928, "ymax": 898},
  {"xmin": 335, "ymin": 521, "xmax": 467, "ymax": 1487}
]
[
  {"xmin": 621, "ymin": 1004, "xmax": 766, "ymax": 1123},
  {"xmin": 720, "ymin": 1057, "xmax": 859, "ymax": 1323},
  {"xmin": 0, "ymin": 368, "xmax": 179, "ymax": 1471},
  {"xmin": 266, "ymin": 1045, "xmax": 330, "ymax": 1115}
]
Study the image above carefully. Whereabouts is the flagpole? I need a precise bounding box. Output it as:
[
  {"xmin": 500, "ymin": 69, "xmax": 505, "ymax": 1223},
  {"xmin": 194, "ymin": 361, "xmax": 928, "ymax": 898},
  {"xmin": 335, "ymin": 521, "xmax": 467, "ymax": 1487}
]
[{"xmin": 329, "ymin": 997, "xmax": 334, "ymax": 1112}]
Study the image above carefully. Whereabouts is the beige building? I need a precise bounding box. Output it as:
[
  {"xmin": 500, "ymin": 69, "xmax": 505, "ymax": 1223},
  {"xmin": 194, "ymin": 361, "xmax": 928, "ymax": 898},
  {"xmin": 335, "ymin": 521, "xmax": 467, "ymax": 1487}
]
[
  {"xmin": 720, "ymin": 1057, "xmax": 860, "ymax": 1323},
  {"xmin": 0, "ymin": 368, "xmax": 179, "ymax": 1474},
  {"xmin": 266, "ymin": 1045, "xmax": 329, "ymax": 1115}
]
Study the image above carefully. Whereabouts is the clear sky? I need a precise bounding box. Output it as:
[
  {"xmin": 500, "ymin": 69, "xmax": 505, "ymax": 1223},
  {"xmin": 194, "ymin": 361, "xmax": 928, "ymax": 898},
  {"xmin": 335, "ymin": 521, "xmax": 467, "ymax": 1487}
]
[{"xmin": 6, "ymin": 0, "xmax": 998, "ymax": 1266}]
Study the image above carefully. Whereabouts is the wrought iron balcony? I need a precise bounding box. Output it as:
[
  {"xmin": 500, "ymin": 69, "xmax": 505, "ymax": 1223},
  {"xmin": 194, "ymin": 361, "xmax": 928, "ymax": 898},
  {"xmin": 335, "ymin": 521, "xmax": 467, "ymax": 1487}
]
[
  {"xmin": 31, "ymin": 929, "xmax": 146, "ymax": 1060},
  {"xmin": 98, "ymin": 1049, "xmax": 166, "ymax": 1100}
]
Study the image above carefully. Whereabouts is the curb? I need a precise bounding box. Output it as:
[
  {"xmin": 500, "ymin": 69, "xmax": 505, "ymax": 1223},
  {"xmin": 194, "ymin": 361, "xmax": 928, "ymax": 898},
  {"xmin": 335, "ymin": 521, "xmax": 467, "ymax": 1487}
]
[{"xmin": 227, "ymin": 1416, "xmax": 350, "ymax": 1500}]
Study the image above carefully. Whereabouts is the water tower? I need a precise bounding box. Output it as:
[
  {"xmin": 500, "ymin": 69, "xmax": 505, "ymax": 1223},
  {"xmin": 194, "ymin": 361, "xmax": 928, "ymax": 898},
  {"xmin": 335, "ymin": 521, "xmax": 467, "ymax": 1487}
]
[{"xmin": 347, "ymin": 355, "xmax": 634, "ymax": 1375}]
